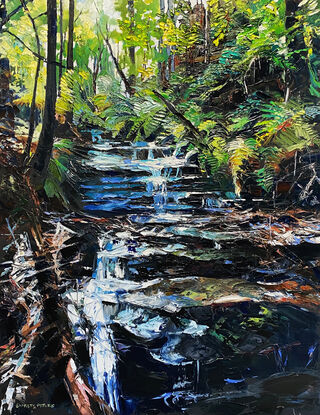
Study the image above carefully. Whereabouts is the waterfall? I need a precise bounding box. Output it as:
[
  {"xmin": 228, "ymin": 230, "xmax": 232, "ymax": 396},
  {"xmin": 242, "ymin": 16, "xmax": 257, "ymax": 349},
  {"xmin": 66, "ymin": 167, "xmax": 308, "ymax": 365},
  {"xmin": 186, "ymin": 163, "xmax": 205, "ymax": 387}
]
[
  {"xmin": 153, "ymin": 169, "xmax": 168, "ymax": 211},
  {"xmin": 90, "ymin": 322, "xmax": 121, "ymax": 413},
  {"xmin": 86, "ymin": 240, "xmax": 126, "ymax": 414}
]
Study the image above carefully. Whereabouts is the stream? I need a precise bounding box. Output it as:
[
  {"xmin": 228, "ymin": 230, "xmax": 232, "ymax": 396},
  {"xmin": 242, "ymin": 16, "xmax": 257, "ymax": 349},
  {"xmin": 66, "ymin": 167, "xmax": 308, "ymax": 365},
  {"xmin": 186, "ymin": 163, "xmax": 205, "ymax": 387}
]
[{"xmin": 64, "ymin": 136, "xmax": 320, "ymax": 415}]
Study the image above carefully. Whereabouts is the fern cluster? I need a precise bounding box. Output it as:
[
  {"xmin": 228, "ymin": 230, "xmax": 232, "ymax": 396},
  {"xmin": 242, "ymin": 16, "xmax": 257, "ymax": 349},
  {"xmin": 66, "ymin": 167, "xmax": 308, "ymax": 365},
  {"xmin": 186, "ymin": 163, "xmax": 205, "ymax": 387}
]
[
  {"xmin": 56, "ymin": 70, "xmax": 105, "ymax": 128},
  {"xmin": 52, "ymin": 0, "xmax": 320, "ymax": 199}
]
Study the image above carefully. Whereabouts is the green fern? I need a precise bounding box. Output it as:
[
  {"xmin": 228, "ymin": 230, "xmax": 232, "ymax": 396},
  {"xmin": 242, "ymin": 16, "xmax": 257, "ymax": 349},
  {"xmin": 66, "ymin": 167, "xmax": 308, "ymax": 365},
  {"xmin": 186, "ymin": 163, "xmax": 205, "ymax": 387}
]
[
  {"xmin": 256, "ymin": 100, "xmax": 319, "ymax": 152},
  {"xmin": 56, "ymin": 70, "xmax": 106, "ymax": 128},
  {"xmin": 44, "ymin": 139, "xmax": 76, "ymax": 205},
  {"xmin": 255, "ymin": 147, "xmax": 282, "ymax": 192},
  {"xmin": 228, "ymin": 137, "xmax": 257, "ymax": 195}
]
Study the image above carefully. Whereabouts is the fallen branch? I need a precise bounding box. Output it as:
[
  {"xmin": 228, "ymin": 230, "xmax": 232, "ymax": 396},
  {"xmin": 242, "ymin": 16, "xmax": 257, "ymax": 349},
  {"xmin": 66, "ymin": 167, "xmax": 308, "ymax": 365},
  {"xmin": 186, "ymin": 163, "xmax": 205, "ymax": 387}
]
[
  {"xmin": 152, "ymin": 89, "xmax": 207, "ymax": 150},
  {"xmin": 152, "ymin": 89, "xmax": 205, "ymax": 148}
]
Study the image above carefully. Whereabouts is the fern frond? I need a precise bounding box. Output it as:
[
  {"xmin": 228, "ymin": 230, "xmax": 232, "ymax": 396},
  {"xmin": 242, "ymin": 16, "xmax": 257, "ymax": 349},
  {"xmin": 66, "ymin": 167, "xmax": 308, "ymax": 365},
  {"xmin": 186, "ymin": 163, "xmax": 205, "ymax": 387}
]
[{"xmin": 228, "ymin": 137, "xmax": 257, "ymax": 194}]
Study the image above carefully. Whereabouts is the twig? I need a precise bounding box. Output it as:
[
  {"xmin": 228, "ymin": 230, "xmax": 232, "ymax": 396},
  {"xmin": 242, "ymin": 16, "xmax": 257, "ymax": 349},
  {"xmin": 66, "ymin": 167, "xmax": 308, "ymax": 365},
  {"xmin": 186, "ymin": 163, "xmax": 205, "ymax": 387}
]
[
  {"xmin": 298, "ymin": 164, "xmax": 319, "ymax": 201},
  {"xmin": 74, "ymin": 10, "xmax": 82, "ymax": 23},
  {"xmin": 243, "ymin": 57, "xmax": 256, "ymax": 95},
  {"xmin": 33, "ymin": 11, "xmax": 47, "ymax": 20}
]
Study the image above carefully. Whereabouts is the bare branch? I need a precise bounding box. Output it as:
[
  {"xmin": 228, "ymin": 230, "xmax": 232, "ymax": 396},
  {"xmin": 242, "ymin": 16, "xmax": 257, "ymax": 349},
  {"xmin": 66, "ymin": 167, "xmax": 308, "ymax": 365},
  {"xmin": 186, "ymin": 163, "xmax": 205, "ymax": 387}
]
[
  {"xmin": 105, "ymin": 35, "xmax": 134, "ymax": 96},
  {"xmin": 33, "ymin": 11, "xmax": 47, "ymax": 20},
  {"xmin": 0, "ymin": 0, "xmax": 31, "ymax": 30},
  {"xmin": 75, "ymin": 11, "xmax": 82, "ymax": 23},
  {"xmin": 3, "ymin": 29, "xmax": 65, "ymax": 68}
]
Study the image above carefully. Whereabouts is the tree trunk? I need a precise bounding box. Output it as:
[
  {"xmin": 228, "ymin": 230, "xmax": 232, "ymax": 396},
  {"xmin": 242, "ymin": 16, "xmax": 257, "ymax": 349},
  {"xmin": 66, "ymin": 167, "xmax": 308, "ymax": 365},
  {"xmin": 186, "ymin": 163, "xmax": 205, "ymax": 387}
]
[
  {"xmin": 167, "ymin": 0, "xmax": 174, "ymax": 76},
  {"xmin": 22, "ymin": 0, "xmax": 42, "ymax": 160},
  {"xmin": 65, "ymin": 0, "xmax": 74, "ymax": 126},
  {"xmin": 30, "ymin": 0, "xmax": 57, "ymax": 186},
  {"xmin": 204, "ymin": 6, "xmax": 211, "ymax": 64},
  {"xmin": 160, "ymin": 62, "xmax": 168, "ymax": 89},
  {"xmin": 158, "ymin": 0, "xmax": 168, "ymax": 89},
  {"xmin": 58, "ymin": 0, "xmax": 63, "ymax": 94},
  {"xmin": 92, "ymin": 47, "xmax": 103, "ymax": 95},
  {"xmin": 0, "ymin": 4, "xmax": 13, "ymax": 140},
  {"xmin": 128, "ymin": 0, "xmax": 135, "ymax": 86},
  {"xmin": 0, "ymin": 0, "xmax": 6, "ymax": 24},
  {"xmin": 67, "ymin": 0, "xmax": 74, "ymax": 70},
  {"xmin": 0, "ymin": 58, "xmax": 15, "ymax": 139},
  {"xmin": 105, "ymin": 36, "xmax": 134, "ymax": 96},
  {"xmin": 24, "ymin": 57, "xmax": 41, "ymax": 159}
]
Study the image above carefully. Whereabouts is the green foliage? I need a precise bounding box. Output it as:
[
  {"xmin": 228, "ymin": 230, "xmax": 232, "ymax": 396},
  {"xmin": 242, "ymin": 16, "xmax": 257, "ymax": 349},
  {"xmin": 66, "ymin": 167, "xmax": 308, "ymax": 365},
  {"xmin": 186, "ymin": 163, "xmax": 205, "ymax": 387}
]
[
  {"xmin": 255, "ymin": 147, "xmax": 282, "ymax": 192},
  {"xmin": 198, "ymin": 136, "xmax": 228, "ymax": 176},
  {"xmin": 102, "ymin": 91, "xmax": 168, "ymax": 140},
  {"xmin": 4, "ymin": 0, "xmax": 320, "ymax": 200},
  {"xmin": 159, "ymin": 17, "xmax": 201, "ymax": 55},
  {"xmin": 56, "ymin": 70, "xmax": 106, "ymax": 128},
  {"xmin": 227, "ymin": 137, "xmax": 257, "ymax": 194},
  {"xmin": 257, "ymin": 100, "xmax": 319, "ymax": 151},
  {"xmin": 0, "ymin": 0, "xmax": 47, "ymax": 108},
  {"xmin": 44, "ymin": 139, "xmax": 75, "ymax": 205}
]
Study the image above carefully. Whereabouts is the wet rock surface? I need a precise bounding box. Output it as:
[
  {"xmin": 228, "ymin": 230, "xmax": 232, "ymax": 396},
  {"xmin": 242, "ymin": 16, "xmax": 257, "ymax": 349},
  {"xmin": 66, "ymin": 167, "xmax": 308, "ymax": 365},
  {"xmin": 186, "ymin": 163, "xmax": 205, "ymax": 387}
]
[{"xmin": 58, "ymin": 137, "xmax": 320, "ymax": 415}]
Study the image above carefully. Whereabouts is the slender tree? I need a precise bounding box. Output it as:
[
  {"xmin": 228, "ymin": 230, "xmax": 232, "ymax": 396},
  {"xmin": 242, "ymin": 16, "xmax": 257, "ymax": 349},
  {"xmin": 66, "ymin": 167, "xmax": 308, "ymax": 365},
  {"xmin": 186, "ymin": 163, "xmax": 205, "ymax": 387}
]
[
  {"xmin": 105, "ymin": 34, "xmax": 134, "ymax": 96},
  {"xmin": 30, "ymin": 0, "xmax": 57, "ymax": 185},
  {"xmin": 0, "ymin": 0, "xmax": 29, "ymax": 31},
  {"xmin": 58, "ymin": 0, "xmax": 63, "ymax": 93},
  {"xmin": 128, "ymin": 0, "xmax": 135, "ymax": 86},
  {"xmin": 66, "ymin": 0, "xmax": 74, "ymax": 70},
  {"xmin": 159, "ymin": 0, "xmax": 168, "ymax": 88},
  {"xmin": 22, "ymin": 0, "xmax": 41, "ymax": 160},
  {"xmin": 204, "ymin": 4, "xmax": 211, "ymax": 64},
  {"xmin": 64, "ymin": 0, "xmax": 74, "ymax": 126},
  {"xmin": 0, "ymin": 0, "xmax": 6, "ymax": 22},
  {"xmin": 92, "ymin": 47, "xmax": 103, "ymax": 95}
]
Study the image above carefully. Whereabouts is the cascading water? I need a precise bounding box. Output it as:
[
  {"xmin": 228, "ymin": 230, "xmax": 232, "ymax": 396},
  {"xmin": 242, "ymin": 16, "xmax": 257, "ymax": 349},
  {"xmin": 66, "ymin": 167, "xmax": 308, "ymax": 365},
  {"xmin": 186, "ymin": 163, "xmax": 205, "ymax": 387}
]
[
  {"xmin": 83, "ymin": 244, "xmax": 123, "ymax": 413},
  {"xmin": 149, "ymin": 169, "xmax": 168, "ymax": 211},
  {"xmin": 145, "ymin": 147, "xmax": 171, "ymax": 212},
  {"xmin": 67, "ymin": 141, "xmax": 203, "ymax": 413},
  {"xmin": 64, "ymin": 137, "xmax": 320, "ymax": 415}
]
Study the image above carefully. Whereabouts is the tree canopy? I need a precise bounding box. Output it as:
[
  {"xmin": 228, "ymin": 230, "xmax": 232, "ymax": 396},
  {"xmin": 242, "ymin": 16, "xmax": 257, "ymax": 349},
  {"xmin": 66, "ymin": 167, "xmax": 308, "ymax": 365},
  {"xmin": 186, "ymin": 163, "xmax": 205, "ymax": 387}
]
[{"xmin": 1, "ymin": 0, "xmax": 320, "ymax": 199}]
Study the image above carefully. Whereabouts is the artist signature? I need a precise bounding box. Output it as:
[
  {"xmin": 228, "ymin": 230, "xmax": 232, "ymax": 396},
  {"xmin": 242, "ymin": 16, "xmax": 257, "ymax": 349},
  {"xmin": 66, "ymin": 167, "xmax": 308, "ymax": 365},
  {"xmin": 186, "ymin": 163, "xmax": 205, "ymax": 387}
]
[{"xmin": 16, "ymin": 403, "xmax": 55, "ymax": 409}]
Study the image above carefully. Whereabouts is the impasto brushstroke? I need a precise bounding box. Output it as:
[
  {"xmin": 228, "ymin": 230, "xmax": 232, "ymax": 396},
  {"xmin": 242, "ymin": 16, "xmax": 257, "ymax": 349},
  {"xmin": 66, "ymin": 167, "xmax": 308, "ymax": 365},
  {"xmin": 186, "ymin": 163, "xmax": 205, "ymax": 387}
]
[{"xmin": 1, "ymin": 0, "xmax": 320, "ymax": 414}]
